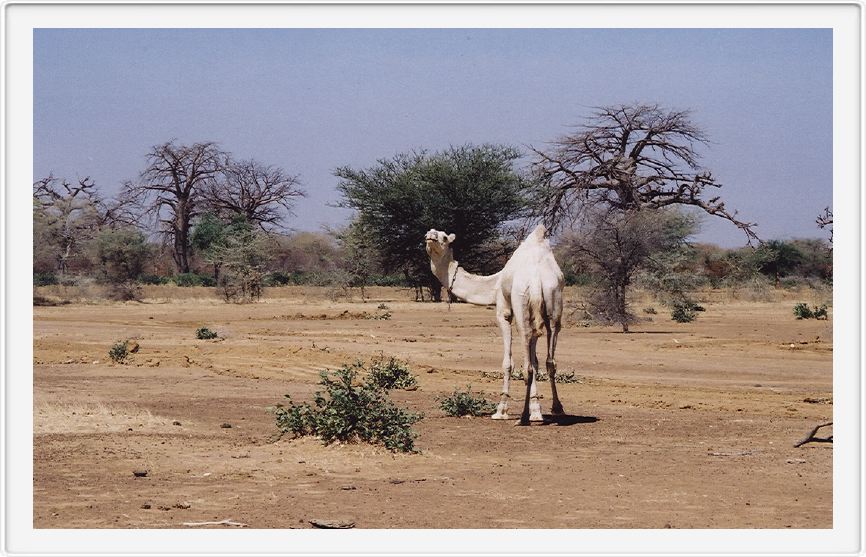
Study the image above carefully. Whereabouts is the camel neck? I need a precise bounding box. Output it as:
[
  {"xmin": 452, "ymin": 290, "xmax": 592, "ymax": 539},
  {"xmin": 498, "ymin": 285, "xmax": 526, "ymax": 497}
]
[{"xmin": 443, "ymin": 261, "xmax": 500, "ymax": 306}]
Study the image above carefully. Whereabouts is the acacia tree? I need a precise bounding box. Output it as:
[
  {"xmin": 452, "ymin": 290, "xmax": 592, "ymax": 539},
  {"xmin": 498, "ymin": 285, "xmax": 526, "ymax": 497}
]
[
  {"xmin": 205, "ymin": 159, "xmax": 305, "ymax": 230},
  {"xmin": 334, "ymin": 219, "xmax": 382, "ymax": 300},
  {"xmin": 755, "ymin": 240, "xmax": 804, "ymax": 287},
  {"xmin": 202, "ymin": 218, "xmax": 270, "ymax": 303},
  {"xmin": 88, "ymin": 227, "xmax": 151, "ymax": 300},
  {"xmin": 531, "ymin": 103, "xmax": 757, "ymax": 242},
  {"xmin": 124, "ymin": 140, "xmax": 227, "ymax": 273},
  {"xmin": 336, "ymin": 144, "xmax": 529, "ymax": 300}
]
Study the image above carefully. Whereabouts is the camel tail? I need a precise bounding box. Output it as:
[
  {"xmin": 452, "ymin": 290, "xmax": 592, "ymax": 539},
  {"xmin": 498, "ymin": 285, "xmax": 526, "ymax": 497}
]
[{"xmin": 526, "ymin": 280, "xmax": 547, "ymax": 338}]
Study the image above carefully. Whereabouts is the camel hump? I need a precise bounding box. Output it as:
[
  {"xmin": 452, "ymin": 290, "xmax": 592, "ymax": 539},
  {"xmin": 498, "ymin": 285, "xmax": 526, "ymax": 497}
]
[{"xmin": 526, "ymin": 224, "xmax": 547, "ymax": 242}]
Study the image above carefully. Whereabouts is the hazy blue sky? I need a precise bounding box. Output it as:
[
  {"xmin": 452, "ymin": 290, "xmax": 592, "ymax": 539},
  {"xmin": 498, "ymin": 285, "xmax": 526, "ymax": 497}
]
[{"xmin": 34, "ymin": 28, "xmax": 832, "ymax": 246}]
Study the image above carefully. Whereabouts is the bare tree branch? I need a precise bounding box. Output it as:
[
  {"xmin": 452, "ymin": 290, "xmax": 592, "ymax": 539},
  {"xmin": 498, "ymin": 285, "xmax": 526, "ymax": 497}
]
[
  {"xmin": 204, "ymin": 159, "xmax": 305, "ymax": 230},
  {"xmin": 530, "ymin": 103, "xmax": 759, "ymax": 244},
  {"xmin": 816, "ymin": 207, "xmax": 833, "ymax": 244}
]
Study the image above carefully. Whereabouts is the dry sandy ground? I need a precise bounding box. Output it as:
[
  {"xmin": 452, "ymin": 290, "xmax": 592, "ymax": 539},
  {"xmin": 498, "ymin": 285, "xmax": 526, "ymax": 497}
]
[{"xmin": 33, "ymin": 286, "xmax": 833, "ymax": 529}]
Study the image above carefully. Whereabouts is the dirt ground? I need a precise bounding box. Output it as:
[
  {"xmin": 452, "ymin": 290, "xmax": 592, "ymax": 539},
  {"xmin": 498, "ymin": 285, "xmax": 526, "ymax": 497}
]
[{"xmin": 32, "ymin": 286, "xmax": 833, "ymax": 529}]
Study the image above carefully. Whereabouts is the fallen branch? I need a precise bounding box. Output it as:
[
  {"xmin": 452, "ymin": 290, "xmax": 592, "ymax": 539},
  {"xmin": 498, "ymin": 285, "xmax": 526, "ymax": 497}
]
[
  {"xmin": 708, "ymin": 450, "xmax": 753, "ymax": 457},
  {"xmin": 309, "ymin": 519, "xmax": 355, "ymax": 529},
  {"xmin": 794, "ymin": 422, "xmax": 833, "ymax": 448},
  {"xmin": 182, "ymin": 519, "xmax": 248, "ymax": 528}
]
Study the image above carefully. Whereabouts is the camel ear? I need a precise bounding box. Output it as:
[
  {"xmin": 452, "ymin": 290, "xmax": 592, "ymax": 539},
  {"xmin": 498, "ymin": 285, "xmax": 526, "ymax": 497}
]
[{"xmin": 446, "ymin": 233, "xmax": 456, "ymax": 244}]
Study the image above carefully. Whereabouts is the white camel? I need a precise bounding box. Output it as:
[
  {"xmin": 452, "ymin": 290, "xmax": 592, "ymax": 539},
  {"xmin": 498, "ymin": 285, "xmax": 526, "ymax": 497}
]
[{"xmin": 424, "ymin": 224, "xmax": 565, "ymax": 425}]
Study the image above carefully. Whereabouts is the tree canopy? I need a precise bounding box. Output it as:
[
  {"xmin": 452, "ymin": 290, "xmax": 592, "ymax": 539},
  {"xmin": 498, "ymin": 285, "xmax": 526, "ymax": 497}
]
[
  {"xmin": 531, "ymin": 103, "xmax": 757, "ymax": 242},
  {"xmin": 336, "ymin": 144, "xmax": 530, "ymax": 298}
]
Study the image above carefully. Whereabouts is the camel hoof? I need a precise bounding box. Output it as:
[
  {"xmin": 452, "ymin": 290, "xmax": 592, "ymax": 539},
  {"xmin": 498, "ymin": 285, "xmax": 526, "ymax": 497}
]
[
  {"xmin": 491, "ymin": 412, "xmax": 510, "ymax": 420},
  {"xmin": 530, "ymin": 414, "xmax": 544, "ymax": 422}
]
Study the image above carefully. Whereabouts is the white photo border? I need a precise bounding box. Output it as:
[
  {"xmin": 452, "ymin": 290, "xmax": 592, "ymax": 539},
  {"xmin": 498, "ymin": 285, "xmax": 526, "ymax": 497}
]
[{"xmin": 3, "ymin": 2, "xmax": 861, "ymax": 556}]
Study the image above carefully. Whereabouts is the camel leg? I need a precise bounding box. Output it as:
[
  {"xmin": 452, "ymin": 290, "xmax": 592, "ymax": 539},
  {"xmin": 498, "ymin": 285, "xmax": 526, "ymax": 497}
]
[
  {"xmin": 546, "ymin": 319, "xmax": 564, "ymax": 415},
  {"xmin": 519, "ymin": 335, "xmax": 544, "ymax": 425},
  {"xmin": 492, "ymin": 297, "xmax": 512, "ymax": 420}
]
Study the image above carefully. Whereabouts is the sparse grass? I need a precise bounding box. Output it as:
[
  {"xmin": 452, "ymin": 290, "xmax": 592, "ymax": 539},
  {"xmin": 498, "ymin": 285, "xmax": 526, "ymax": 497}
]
[
  {"xmin": 366, "ymin": 310, "xmax": 392, "ymax": 320},
  {"xmin": 33, "ymin": 401, "xmax": 169, "ymax": 434},
  {"xmin": 438, "ymin": 386, "xmax": 497, "ymax": 417},
  {"xmin": 503, "ymin": 368, "xmax": 582, "ymax": 384}
]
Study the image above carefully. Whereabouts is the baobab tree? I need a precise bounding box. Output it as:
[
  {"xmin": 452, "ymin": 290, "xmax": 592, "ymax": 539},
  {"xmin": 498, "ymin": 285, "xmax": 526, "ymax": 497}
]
[
  {"xmin": 123, "ymin": 140, "xmax": 227, "ymax": 273},
  {"xmin": 33, "ymin": 175, "xmax": 104, "ymax": 276},
  {"xmin": 532, "ymin": 104, "xmax": 758, "ymax": 330},
  {"xmin": 531, "ymin": 103, "xmax": 758, "ymax": 242},
  {"xmin": 205, "ymin": 158, "xmax": 305, "ymax": 230}
]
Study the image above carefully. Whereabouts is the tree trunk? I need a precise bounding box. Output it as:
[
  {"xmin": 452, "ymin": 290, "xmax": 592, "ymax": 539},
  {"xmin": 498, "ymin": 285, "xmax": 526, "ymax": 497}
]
[{"xmin": 618, "ymin": 279, "xmax": 629, "ymax": 333}]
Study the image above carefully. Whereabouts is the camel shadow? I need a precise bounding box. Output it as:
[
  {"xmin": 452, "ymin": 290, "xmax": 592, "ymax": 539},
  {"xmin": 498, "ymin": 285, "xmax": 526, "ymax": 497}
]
[{"xmin": 542, "ymin": 414, "xmax": 598, "ymax": 426}]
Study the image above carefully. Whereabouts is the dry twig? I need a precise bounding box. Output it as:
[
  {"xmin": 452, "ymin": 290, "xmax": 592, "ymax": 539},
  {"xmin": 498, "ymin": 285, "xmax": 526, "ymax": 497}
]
[{"xmin": 794, "ymin": 422, "xmax": 833, "ymax": 448}]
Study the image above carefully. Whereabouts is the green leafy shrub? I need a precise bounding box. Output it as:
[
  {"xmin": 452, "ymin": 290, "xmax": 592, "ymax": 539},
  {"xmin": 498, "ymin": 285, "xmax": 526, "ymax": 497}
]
[
  {"xmin": 139, "ymin": 274, "xmax": 170, "ymax": 285},
  {"xmin": 366, "ymin": 357, "xmax": 417, "ymax": 390},
  {"xmin": 172, "ymin": 272, "xmax": 215, "ymax": 287},
  {"xmin": 273, "ymin": 363, "xmax": 422, "ymax": 453},
  {"xmin": 793, "ymin": 303, "xmax": 813, "ymax": 319},
  {"xmin": 263, "ymin": 271, "xmax": 292, "ymax": 286},
  {"xmin": 108, "ymin": 340, "xmax": 130, "ymax": 363},
  {"xmin": 794, "ymin": 303, "xmax": 829, "ymax": 320},
  {"xmin": 196, "ymin": 327, "xmax": 218, "ymax": 340},
  {"xmin": 438, "ymin": 386, "xmax": 497, "ymax": 417},
  {"xmin": 671, "ymin": 301, "xmax": 697, "ymax": 323},
  {"xmin": 34, "ymin": 272, "xmax": 58, "ymax": 286}
]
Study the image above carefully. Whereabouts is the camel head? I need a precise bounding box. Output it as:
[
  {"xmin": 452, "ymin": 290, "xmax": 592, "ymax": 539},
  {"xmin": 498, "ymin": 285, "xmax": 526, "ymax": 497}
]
[
  {"xmin": 425, "ymin": 229, "xmax": 457, "ymax": 281},
  {"xmin": 424, "ymin": 229, "xmax": 456, "ymax": 261}
]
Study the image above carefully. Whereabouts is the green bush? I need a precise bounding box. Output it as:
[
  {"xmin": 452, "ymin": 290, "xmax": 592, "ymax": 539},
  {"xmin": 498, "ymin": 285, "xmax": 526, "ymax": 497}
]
[
  {"xmin": 793, "ymin": 303, "xmax": 813, "ymax": 319},
  {"xmin": 366, "ymin": 357, "xmax": 417, "ymax": 390},
  {"xmin": 671, "ymin": 301, "xmax": 697, "ymax": 323},
  {"xmin": 794, "ymin": 303, "xmax": 828, "ymax": 320},
  {"xmin": 139, "ymin": 274, "xmax": 170, "ymax": 285},
  {"xmin": 263, "ymin": 271, "xmax": 292, "ymax": 286},
  {"xmin": 172, "ymin": 272, "xmax": 215, "ymax": 287},
  {"xmin": 196, "ymin": 327, "xmax": 218, "ymax": 340},
  {"xmin": 438, "ymin": 386, "xmax": 497, "ymax": 417},
  {"xmin": 108, "ymin": 340, "xmax": 129, "ymax": 363},
  {"xmin": 34, "ymin": 272, "xmax": 58, "ymax": 286},
  {"xmin": 273, "ymin": 362, "xmax": 422, "ymax": 453}
]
